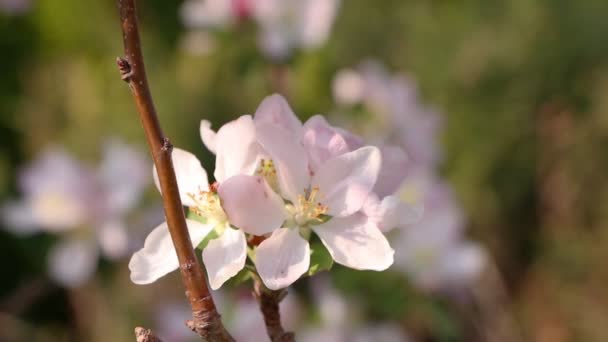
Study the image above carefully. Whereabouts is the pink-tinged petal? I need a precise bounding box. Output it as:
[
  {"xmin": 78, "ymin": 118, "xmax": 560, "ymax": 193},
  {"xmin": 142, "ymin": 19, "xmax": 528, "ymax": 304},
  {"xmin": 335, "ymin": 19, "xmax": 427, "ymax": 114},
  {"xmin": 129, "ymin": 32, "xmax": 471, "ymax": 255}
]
[
  {"xmin": 255, "ymin": 122, "xmax": 310, "ymax": 202},
  {"xmin": 218, "ymin": 175, "xmax": 286, "ymax": 235},
  {"xmin": 312, "ymin": 146, "xmax": 381, "ymax": 217},
  {"xmin": 313, "ymin": 214, "xmax": 394, "ymax": 271},
  {"xmin": 363, "ymin": 195, "xmax": 423, "ymax": 232},
  {"xmin": 129, "ymin": 220, "xmax": 212, "ymax": 284},
  {"xmin": 154, "ymin": 148, "xmax": 209, "ymax": 208},
  {"xmin": 97, "ymin": 220, "xmax": 129, "ymax": 260},
  {"xmin": 214, "ymin": 115, "xmax": 262, "ymax": 182},
  {"xmin": 334, "ymin": 126, "xmax": 364, "ymax": 150},
  {"xmin": 255, "ymin": 228, "xmax": 310, "ymax": 290},
  {"xmin": 48, "ymin": 238, "xmax": 98, "ymax": 288},
  {"xmin": 200, "ymin": 120, "xmax": 218, "ymax": 154},
  {"xmin": 98, "ymin": 139, "xmax": 149, "ymax": 216},
  {"xmin": 373, "ymin": 145, "xmax": 408, "ymax": 198},
  {"xmin": 436, "ymin": 242, "xmax": 486, "ymax": 288},
  {"xmin": 298, "ymin": 0, "xmax": 340, "ymax": 48},
  {"xmin": 253, "ymin": 94, "xmax": 302, "ymax": 135},
  {"xmin": 202, "ymin": 227, "xmax": 247, "ymax": 290},
  {"xmin": 302, "ymin": 115, "xmax": 351, "ymax": 172}
]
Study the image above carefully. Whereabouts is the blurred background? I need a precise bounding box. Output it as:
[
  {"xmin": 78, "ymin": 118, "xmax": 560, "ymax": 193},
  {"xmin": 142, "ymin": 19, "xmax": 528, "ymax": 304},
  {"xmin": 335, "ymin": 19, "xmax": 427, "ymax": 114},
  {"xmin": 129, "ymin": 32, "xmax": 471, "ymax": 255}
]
[{"xmin": 1, "ymin": 0, "xmax": 608, "ymax": 341}]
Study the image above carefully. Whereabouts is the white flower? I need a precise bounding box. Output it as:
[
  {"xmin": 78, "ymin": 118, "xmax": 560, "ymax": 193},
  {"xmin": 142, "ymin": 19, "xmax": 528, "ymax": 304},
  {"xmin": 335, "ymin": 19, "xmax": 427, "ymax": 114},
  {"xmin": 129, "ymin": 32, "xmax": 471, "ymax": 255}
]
[
  {"xmin": 220, "ymin": 94, "xmax": 394, "ymax": 290},
  {"xmin": 179, "ymin": 0, "xmax": 340, "ymax": 59},
  {"xmin": 2, "ymin": 140, "xmax": 149, "ymax": 288},
  {"xmin": 131, "ymin": 117, "xmax": 286, "ymax": 289},
  {"xmin": 394, "ymin": 181, "xmax": 486, "ymax": 291}
]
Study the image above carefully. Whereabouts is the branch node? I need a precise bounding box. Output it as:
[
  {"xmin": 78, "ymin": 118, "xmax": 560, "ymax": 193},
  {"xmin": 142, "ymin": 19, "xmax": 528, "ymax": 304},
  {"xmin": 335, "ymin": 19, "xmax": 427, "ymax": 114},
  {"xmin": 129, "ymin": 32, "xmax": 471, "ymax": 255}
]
[
  {"xmin": 116, "ymin": 57, "xmax": 133, "ymax": 82},
  {"xmin": 134, "ymin": 327, "xmax": 163, "ymax": 342},
  {"xmin": 161, "ymin": 137, "xmax": 173, "ymax": 152}
]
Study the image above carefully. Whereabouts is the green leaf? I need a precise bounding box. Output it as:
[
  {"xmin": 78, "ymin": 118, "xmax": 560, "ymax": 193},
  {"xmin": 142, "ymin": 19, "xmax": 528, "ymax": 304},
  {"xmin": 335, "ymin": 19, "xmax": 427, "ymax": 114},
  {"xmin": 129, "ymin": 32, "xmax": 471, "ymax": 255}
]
[
  {"xmin": 307, "ymin": 241, "xmax": 333, "ymax": 276},
  {"xmin": 224, "ymin": 266, "xmax": 253, "ymax": 287}
]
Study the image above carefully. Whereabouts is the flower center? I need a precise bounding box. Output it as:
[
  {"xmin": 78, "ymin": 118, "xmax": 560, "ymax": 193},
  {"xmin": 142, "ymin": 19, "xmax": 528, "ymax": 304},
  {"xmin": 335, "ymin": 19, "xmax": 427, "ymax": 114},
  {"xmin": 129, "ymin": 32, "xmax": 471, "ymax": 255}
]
[
  {"xmin": 399, "ymin": 182, "xmax": 422, "ymax": 205},
  {"xmin": 285, "ymin": 186, "xmax": 328, "ymax": 227},
  {"xmin": 255, "ymin": 158, "xmax": 279, "ymax": 193},
  {"xmin": 187, "ymin": 189, "xmax": 227, "ymax": 225}
]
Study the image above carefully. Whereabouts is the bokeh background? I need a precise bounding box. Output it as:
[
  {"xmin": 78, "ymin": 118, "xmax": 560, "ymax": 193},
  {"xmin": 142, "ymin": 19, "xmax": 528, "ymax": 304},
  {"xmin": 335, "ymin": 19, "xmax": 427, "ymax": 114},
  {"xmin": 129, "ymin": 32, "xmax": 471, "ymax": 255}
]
[{"xmin": 1, "ymin": 0, "xmax": 608, "ymax": 341}]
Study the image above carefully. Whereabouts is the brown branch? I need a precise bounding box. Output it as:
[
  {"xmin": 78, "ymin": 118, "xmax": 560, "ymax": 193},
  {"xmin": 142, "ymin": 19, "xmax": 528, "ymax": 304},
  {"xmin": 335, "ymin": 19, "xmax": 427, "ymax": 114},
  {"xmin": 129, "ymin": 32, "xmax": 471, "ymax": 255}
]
[
  {"xmin": 134, "ymin": 327, "xmax": 163, "ymax": 342},
  {"xmin": 116, "ymin": 0, "xmax": 233, "ymax": 340},
  {"xmin": 252, "ymin": 277, "xmax": 295, "ymax": 342}
]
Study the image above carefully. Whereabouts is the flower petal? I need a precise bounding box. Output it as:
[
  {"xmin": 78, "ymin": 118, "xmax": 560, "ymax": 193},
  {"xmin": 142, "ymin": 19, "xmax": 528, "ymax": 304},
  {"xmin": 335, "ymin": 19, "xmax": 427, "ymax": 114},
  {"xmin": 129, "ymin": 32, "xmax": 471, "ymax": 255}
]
[
  {"xmin": 255, "ymin": 122, "xmax": 310, "ymax": 202},
  {"xmin": 373, "ymin": 145, "xmax": 408, "ymax": 198},
  {"xmin": 153, "ymin": 148, "xmax": 209, "ymax": 208},
  {"xmin": 214, "ymin": 115, "xmax": 261, "ymax": 182},
  {"xmin": 218, "ymin": 175, "xmax": 286, "ymax": 235},
  {"xmin": 98, "ymin": 139, "xmax": 149, "ymax": 216},
  {"xmin": 129, "ymin": 219, "xmax": 213, "ymax": 284},
  {"xmin": 362, "ymin": 195, "xmax": 423, "ymax": 232},
  {"xmin": 255, "ymin": 228, "xmax": 310, "ymax": 290},
  {"xmin": 200, "ymin": 120, "xmax": 217, "ymax": 154},
  {"xmin": 302, "ymin": 115, "xmax": 351, "ymax": 172},
  {"xmin": 312, "ymin": 146, "xmax": 381, "ymax": 217},
  {"xmin": 48, "ymin": 238, "xmax": 98, "ymax": 288},
  {"xmin": 253, "ymin": 94, "xmax": 302, "ymax": 135},
  {"xmin": 313, "ymin": 214, "xmax": 394, "ymax": 271},
  {"xmin": 97, "ymin": 220, "xmax": 129, "ymax": 260},
  {"xmin": 202, "ymin": 227, "xmax": 247, "ymax": 290}
]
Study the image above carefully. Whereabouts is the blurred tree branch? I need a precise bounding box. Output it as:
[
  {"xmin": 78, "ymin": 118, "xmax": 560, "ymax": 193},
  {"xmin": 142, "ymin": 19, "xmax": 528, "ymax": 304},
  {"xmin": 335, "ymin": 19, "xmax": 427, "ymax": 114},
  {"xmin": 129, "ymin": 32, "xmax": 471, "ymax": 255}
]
[{"xmin": 116, "ymin": 0, "xmax": 233, "ymax": 340}]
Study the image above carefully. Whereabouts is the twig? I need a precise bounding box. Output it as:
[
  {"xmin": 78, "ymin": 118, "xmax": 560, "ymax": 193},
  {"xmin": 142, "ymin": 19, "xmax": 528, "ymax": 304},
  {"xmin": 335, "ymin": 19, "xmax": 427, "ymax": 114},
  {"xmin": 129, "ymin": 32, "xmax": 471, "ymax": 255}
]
[
  {"xmin": 134, "ymin": 327, "xmax": 163, "ymax": 342},
  {"xmin": 252, "ymin": 277, "xmax": 295, "ymax": 342},
  {"xmin": 116, "ymin": 0, "xmax": 233, "ymax": 340}
]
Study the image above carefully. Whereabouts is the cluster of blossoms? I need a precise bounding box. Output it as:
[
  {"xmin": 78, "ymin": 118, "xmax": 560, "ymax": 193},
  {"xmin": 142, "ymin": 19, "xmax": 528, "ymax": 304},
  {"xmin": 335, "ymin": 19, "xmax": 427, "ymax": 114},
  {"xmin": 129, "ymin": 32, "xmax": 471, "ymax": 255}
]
[
  {"xmin": 333, "ymin": 61, "xmax": 487, "ymax": 291},
  {"xmin": 1, "ymin": 139, "xmax": 150, "ymax": 287},
  {"xmin": 180, "ymin": 0, "xmax": 340, "ymax": 60},
  {"xmin": 130, "ymin": 94, "xmax": 421, "ymax": 290}
]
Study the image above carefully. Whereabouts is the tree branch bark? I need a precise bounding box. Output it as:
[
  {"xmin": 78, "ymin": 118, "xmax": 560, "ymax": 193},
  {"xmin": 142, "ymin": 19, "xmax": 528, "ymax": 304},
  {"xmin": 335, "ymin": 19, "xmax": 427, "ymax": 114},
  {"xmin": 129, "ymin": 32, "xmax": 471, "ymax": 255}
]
[
  {"xmin": 116, "ymin": 0, "xmax": 233, "ymax": 340},
  {"xmin": 252, "ymin": 277, "xmax": 295, "ymax": 342},
  {"xmin": 134, "ymin": 327, "xmax": 163, "ymax": 342}
]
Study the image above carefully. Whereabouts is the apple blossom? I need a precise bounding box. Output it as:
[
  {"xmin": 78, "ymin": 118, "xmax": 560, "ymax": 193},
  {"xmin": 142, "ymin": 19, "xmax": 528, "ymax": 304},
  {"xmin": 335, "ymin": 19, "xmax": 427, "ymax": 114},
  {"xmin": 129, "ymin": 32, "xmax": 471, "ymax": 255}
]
[
  {"xmin": 332, "ymin": 60, "xmax": 443, "ymax": 168},
  {"xmin": 1, "ymin": 139, "xmax": 149, "ymax": 287},
  {"xmin": 179, "ymin": 0, "xmax": 341, "ymax": 60},
  {"xmin": 131, "ymin": 94, "xmax": 409, "ymax": 291},
  {"xmin": 129, "ymin": 145, "xmax": 286, "ymax": 290},
  {"xmin": 217, "ymin": 95, "xmax": 397, "ymax": 290}
]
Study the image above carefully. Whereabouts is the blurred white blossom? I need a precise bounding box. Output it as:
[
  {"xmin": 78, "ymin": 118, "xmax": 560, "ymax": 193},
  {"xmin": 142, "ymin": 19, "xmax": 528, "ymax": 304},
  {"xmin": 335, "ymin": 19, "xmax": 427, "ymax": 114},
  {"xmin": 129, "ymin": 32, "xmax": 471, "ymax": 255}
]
[
  {"xmin": 179, "ymin": 0, "xmax": 340, "ymax": 59},
  {"xmin": 333, "ymin": 61, "xmax": 487, "ymax": 291},
  {"xmin": 1, "ymin": 139, "xmax": 150, "ymax": 287}
]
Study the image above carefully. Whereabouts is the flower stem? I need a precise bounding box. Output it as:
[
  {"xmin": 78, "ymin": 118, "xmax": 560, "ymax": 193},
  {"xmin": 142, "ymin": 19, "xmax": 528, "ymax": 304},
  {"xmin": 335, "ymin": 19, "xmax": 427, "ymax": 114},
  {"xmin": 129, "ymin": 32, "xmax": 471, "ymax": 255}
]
[
  {"xmin": 252, "ymin": 277, "xmax": 295, "ymax": 342},
  {"xmin": 116, "ymin": 0, "xmax": 233, "ymax": 340}
]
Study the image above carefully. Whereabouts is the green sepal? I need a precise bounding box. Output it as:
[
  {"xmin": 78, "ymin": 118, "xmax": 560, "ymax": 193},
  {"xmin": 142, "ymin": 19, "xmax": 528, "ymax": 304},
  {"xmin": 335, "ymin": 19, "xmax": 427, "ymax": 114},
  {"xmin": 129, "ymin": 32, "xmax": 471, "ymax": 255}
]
[
  {"xmin": 307, "ymin": 240, "xmax": 333, "ymax": 277},
  {"xmin": 186, "ymin": 210, "xmax": 207, "ymax": 224},
  {"xmin": 224, "ymin": 266, "xmax": 253, "ymax": 287},
  {"xmin": 196, "ymin": 228, "xmax": 219, "ymax": 250}
]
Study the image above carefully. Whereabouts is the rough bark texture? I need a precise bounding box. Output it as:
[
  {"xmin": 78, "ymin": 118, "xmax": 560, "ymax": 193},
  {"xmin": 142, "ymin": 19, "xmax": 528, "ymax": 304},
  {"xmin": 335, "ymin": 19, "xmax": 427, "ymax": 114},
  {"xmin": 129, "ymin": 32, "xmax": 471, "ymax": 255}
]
[
  {"xmin": 134, "ymin": 327, "xmax": 163, "ymax": 342},
  {"xmin": 116, "ymin": 0, "xmax": 233, "ymax": 340},
  {"xmin": 253, "ymin": 278, "xmax": 295, "ymax": 342}
]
